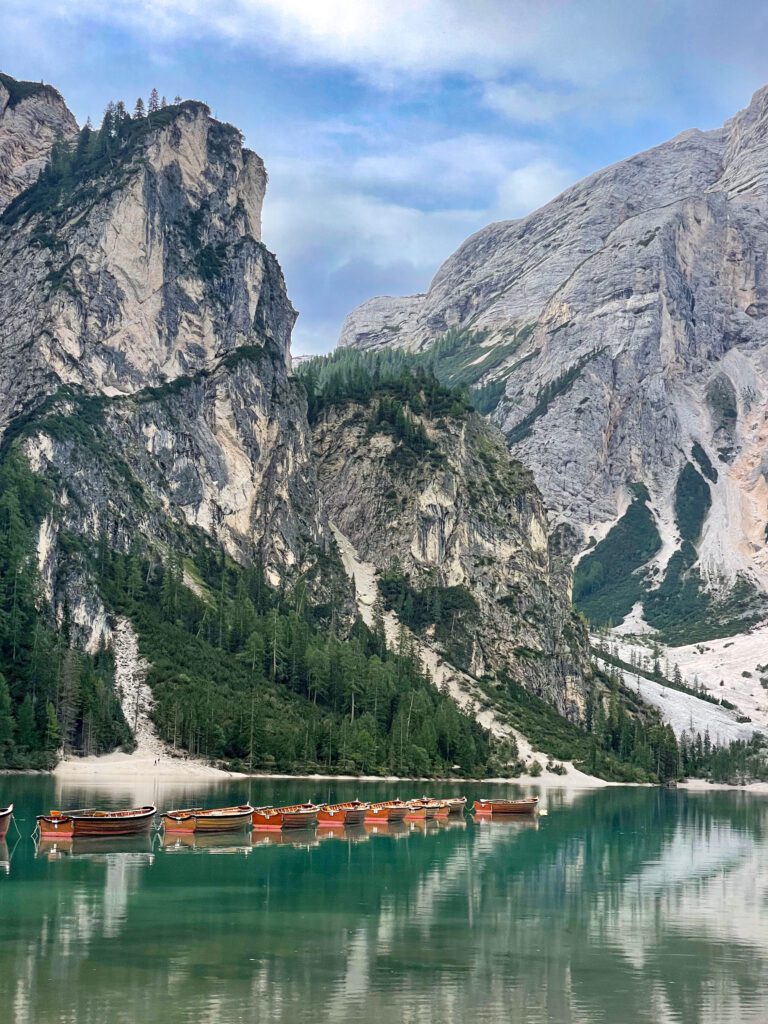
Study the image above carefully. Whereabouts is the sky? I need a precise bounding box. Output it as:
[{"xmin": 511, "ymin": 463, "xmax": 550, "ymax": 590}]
[{"xmin": 4, "ymin": 1, "xmax": 768, "ymax": 354}]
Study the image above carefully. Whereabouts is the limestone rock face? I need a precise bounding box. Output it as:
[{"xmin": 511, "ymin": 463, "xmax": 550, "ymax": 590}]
[
  {"xmin": 312, "ymin": 401, "xmax": 590, "ymax": 720},
  {"xmin": 0, "ymin": 71, "xmax": 591, "ymax": 727},
  {"xmin": 339, "ymin": 87, "xmax": 768, "ymax": 625},
  {"xmin": 0, "ymin": 78, "xmax": 316, "ymax": 580},
  {"xmin": 0, "ymin": 75, "xmax": 78, "ymax": 213},
  {"xmin": 0, "ymin": 101, "xmax": 279, "ymax": 435}
]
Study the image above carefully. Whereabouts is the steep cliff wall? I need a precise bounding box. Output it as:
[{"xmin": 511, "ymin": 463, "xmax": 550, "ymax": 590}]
[
  {"xmin": 339, "ymin": 87, "xmax": 768, "ymax": 640},
  {"xmin": 311, "ymin": 392, "xmax": 590, "ymax": 720},
  {"xmin": 0, "ymin": 93, "xmax": 325, "ymax": 581}
]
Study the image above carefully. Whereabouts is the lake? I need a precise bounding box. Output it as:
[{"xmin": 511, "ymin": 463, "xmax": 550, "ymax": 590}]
[{"xmin": 1, "ymin": 778, "xmax": 766, "ymax": 1024}]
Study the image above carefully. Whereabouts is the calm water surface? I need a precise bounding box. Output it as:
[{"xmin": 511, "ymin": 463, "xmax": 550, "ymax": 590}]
[{"xmin": 1, "ymin": 778, "xmax": 767, "ymax": 1024}]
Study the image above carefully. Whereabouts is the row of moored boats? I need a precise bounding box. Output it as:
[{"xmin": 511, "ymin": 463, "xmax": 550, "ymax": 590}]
[{"xmin": 0, "ymin": 796, "xmax": 539, "ymax": 840}]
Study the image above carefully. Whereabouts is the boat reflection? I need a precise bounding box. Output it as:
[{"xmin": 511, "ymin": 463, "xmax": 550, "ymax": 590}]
[
  {"xmin": 363, "ymin": 820, "xmax": 409, "ymax": 840},
  {"xmin": 35, "ymin": 834, "xmax": 155, "ymax": 861},
  {"xmin": 408, "ymin": 819, "xmax": 440, "ymax": 835},
  {"xmin": 159, "ymin": 831, "xmax": 252, "ymax": 855},
  {"xmin": 472, "ymin": 814, "xmax": 539, "ymax": 832},
  {"xmin": 252, "ymin": 828, "xmax": 320, "ymax": 849},
  {"xmin": 0, "ymin": 840, "xmax": 8, "ymax": 875},
  {"xmin": 317, "ymin": 824, "xmax": 370, "ymax": 845},
  {"xmin": 437, "ymin": 816, "xmax": 468, "ymax": 831}
]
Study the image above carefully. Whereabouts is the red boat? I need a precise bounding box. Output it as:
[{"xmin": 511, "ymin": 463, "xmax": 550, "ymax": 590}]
[
  {"xmin": 473, "ymin": 797, "xmax": 539, "ymax": 816},
  {"xmin": 251, "ymin": 803, "xmax": 320, "ymax": 831},
  {"xmin": 36, "ymin": 805, "xmax": 156, "ymax": 839},
  {"xmin": 364, "ymin": 799, "xmax": 409, "ymax": 824},
  {"xmin": 316, "ymin": 800, "xmax": 369, "ymax": 827},
  {"xmin": 0, "ymin": 804, "xmax": 13, "ymax": 839}
]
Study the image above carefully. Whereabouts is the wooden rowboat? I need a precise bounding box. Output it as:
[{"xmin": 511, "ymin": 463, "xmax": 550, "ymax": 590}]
[
  {"xmin": 36, "ymin": 805, "xmax": 156, "ymax": 839},
  {"xmin": 408, "ymin": 797, "xmax": 450, "ymax": 820},
  {"xmin": 364, "ymin": 799, "xmax": 409, "ymax": 824},
  {"xmin": 0, "ymin": 804, "xmax": 13, "ymax": 839},
  {"xmin": 251, "ymin": 803, "xmax": 320, "ymax": 831},
  {"xmin": 473, "ymin": 797, "xmax": 539, "ymax": 816},
  {"xmin": 317, "ymin": 800, "xmax": 369, "ymax": 827},
  {"xmin": 161, "ymin": 804, "xmax": 253, "ymax": 834},
  {"xmin": 443, "ymin": 796, "xmax": 467, "ymax": 815}
]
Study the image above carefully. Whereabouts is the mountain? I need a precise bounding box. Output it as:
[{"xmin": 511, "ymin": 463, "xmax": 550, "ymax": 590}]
[
  {"xmin": 338, "ymin": 87, "xmax": 768, "ymax": 645},
  {"xmin": 0, "ymin": 72, "xmax": 660, "ymax": 780}
]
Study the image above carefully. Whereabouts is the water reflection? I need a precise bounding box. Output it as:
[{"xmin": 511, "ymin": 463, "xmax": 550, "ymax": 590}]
[
  {"xmin": 3, "ymin": 782, "xmax": 768, "ymax": 1023},
  {"xmin": 160, "ymin": 832, "xmax": 252, "ymax": 855},
  {"xmin": 35, "ymin": 835, "xmax": 154, "ymax": 860}
]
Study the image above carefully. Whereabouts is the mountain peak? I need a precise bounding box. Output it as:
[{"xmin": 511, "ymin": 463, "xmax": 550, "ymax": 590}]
[{"xmin": 0, "ymin": 70, "xmax": 78, "ymax": 213}]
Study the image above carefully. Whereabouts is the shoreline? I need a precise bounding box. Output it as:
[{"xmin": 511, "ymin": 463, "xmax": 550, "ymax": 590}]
[{"xmin": 6, "ymin": 753, "xmax": 768, "ymax": 794}]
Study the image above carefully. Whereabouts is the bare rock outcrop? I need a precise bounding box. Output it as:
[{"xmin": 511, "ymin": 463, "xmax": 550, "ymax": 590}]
[
  {"xmin": 0, "ymin": 74, "xmax": 78, "ymax": 213},
  {"xmin": 339, "ymin": 86, "xmax": 768, "ymax": 636}
]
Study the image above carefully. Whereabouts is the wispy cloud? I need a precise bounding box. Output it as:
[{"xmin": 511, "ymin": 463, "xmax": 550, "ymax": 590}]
[{"xmin": 5, "ymin": 1, "xmax": 768, "ymax": 353}]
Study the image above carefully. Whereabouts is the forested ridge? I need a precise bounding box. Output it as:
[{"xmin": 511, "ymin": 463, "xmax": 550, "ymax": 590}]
[{"xmin": 0, "ymin": 437, "xmax": 493, "ymax": 775}]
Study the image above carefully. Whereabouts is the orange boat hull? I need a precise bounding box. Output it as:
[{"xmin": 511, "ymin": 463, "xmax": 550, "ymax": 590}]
[
  {"xmin": 252, "ymin": 805, "xmax": 319, "ymax": 831},
  {"xmin": 161, "ymin": 805, "xmax": 253, "ymax": 833},
  {"xmin": 473, "ymin": 798, "xmax": 538, "ymax": 816},
  {"xmin": 364, "ymin": 802, "xmax": 408, "ymax": 824},
  {"xmin": 37, "ymin": 806, "xmax": 156, "ymax": 839},
  {"xmin": 317, "ymin": 804, "xmax": 368, "ymax": 827},
  {"xmin": 404, "ymin": 805, "xmax": 427, "ymax": 821}
]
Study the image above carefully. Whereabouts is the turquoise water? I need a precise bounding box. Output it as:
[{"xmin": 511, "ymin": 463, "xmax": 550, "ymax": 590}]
[{"xmin": 1, "ymin": 778, "xmax": 767, "ymax": 1023}]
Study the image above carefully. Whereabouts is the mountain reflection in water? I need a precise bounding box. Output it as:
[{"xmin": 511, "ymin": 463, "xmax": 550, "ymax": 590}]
[{"xmin": 2, "ymin": 780, "xmax": 767, "ymax": 1024}]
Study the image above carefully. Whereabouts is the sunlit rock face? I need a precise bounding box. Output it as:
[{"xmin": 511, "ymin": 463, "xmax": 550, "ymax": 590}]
[
  {"xmin": 339, "ymin": 87, "xmax": 768, "ymax": 633},
  {"xmin": 0, "ymin": 71, "xmax": 591, "ymax": 724},
  {"xmin": 0, "ymin": 79, "xmax": 322, "ymax": 592},
  {"xmin": 0, "ymin": 75, "xmax": 78, "ymax": 213},
  {"xmin": 312, "ymin": 400, "xmax": 590, "ymax": 720}
]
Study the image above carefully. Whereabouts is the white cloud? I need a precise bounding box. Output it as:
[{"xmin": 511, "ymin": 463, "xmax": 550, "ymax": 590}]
[
  {"xmin": 9, "ymin": 0, "xmax": 670, "ymax": 92},
  {"xmin": 482, "ymin": 83, "xmax": 577, "ymax": 124}
]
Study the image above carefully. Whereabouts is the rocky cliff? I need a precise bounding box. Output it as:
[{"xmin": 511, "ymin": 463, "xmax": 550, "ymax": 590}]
[
  {"xmin": 339, "ymin": 87, "xmax": 768, "ymax": 642},
  {"xmin": 311, "ymin": 388, "xmax": 588, "ymax": 720},
  {"xmin": 0, "ymin": 90, "xmax": 324, "ymax": 585},
  {"xmin": 0, "ymin": 71, "xmax": 597, "ymax": 772},
  {"xmin": 0, "ymin": 74, "xmax": 77, "ymax": 212}
]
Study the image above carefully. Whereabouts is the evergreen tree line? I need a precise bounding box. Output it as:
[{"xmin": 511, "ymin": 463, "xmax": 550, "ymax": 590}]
[
  {"xmin": 97, "ymin": 546, "xmax": 492, "ymax": 776},
  {"xmin": 378, "ymin": 564, "xmax": 478, "ymax": 671},
  {"xmin": 0, "ymin": 452, "xmax": 132, "ymax": 768},
  {"xmin": 298, "ymin": 348, "xmax": 471, "ymax": 424},
  {"xmin": 1, "ymin": 90, "xmax": 185, "ymax": 228},
  {"xmin": 587, "ymin": 664, "xmax": 768, "ymax": 784}
]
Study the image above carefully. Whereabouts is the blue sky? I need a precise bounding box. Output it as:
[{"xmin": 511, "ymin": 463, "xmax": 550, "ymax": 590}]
[{"xmin": 4, "ymin": 1, "xmax": 768, "ymax": 353}]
